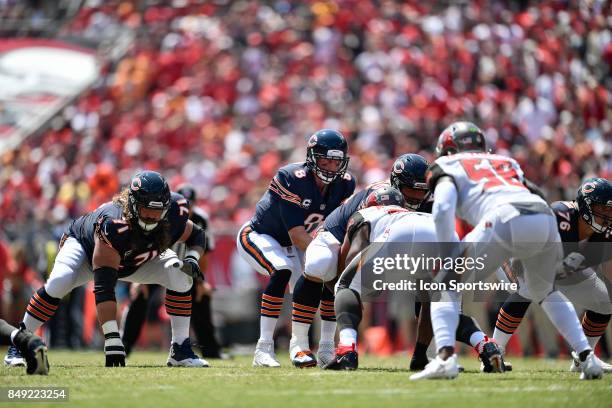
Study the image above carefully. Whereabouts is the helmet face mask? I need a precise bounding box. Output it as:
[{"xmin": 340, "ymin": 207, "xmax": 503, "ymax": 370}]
[
  {"xmin": 577, "ymin": 178, "xmax": 612, "ymax": 234},
  {"xmin": 128, "ymin": 171, "xmax": 171, "ymax": 232},
  {"xmin": 306, "ymin": 129, "xmax": 349, "ymax": 184},
  {"xmin": 590, "ymin": 203, "xmax": 612, "ymax": 234},
  {"xmin": 389, "ymin": 153, "xmax": 429, "ymax": 210}
]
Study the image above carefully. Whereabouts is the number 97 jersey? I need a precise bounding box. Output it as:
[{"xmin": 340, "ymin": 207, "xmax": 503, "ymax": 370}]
[{"xmin": 427, "ymin": 152, "xmax": 545, "ymax": 226}]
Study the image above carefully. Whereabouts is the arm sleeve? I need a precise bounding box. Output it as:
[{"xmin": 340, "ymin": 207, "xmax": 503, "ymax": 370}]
[{"xmin": 432, "ymin": 179, "xmax": 458, "ymax": 243}]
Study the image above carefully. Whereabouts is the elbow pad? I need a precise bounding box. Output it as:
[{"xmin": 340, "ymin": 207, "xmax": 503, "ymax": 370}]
[
  {"xmin": 185, "ymin": 223, "xmax": 206, "ymax": 248},
  {"xmin": 93, "ymin": 266, "xmax": 118, "ymax": 304}
]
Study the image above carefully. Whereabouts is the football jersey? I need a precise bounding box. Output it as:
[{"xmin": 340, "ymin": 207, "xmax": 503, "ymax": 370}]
[
  {"xmin": 67, "ymin": 192, "xmax": 190, "ymax": 277},
  {"xmin": 551, "ymin": 200, "xmax": 611, "ymax": 269},
  {"xmin": 324, "ymin": 181, "xmax": 434, "ymax": 243},
  {"xmin": 428, "ymin": 152, "xmax": 544, "ymax": 226},
  {"xmin": 250, "ymin": 162, "xmax": 356, "ymax": 247},
  {"xmin": 349, "ymin": 205, "xmax": 435, "ymax": 243},
  {"xmin": 323, "ymin": 181, "xmax": 388, "ymax": 242}
]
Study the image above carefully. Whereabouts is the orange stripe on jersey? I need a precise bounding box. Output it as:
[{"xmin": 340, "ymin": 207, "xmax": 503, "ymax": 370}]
[
  {"xmin": 272, "ymin": 177, "xmax": 302, "ymax": 201},
  {"xmin": 269, "ymin": 183, "xmax": 302, "ymax": 206}
]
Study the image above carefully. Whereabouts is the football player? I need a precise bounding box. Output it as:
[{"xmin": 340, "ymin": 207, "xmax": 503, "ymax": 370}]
[
  {"xmin": 304, "ymin": 154, "xmax": 499, "ymax": 371},
  {"xmin": 121, "ymin": 184, "xmax": 226, "ymax": 359},
  {"xmin": 1, "ymin": 319, "xmax": 48, "ymax": 374},
  {"xmin": 4, "ymin": 171, "xmax": 208, "ymax": 368},
  {"xmin": 411, "ymin": 121, "xmax": 602, "ymax": 380},
  {"xmin": 322, "ymin": 185, "xmax": 499, "ymax": 371},
  {"xmin": 237, "ymin": 129, "xmax": 355, "ymax": 367},
  {"xmin": 290, "ymin": 153, "xmax": 429, "ymax": 368},
  {"xmin": 493, "ymin": 177, "xmax": 612, "ymax": 372}
]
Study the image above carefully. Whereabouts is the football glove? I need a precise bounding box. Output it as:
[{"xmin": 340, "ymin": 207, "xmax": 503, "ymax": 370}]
[
  {"xmin": 556, "ymin": 252, "xmax": 586, "ymax": 279},
  {"xmin": 181, "ymin": 255, "xmax": 204, "ymax": 282}
]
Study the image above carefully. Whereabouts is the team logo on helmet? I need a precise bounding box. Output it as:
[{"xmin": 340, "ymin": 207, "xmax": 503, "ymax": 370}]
[
  {"xmin": 582, "ymin": 182, "xmax": 596, "ymax": 194},
  {"xmin": 131, "ymin": 177, "xmax": 142, "ymax": 191},
  {"xmin": 393, "ymin": 160, "xmax": 405, "ymax": 174},
  {"xmin": 307, "ymin": 135, "xmax": 318, "ymax": 147}
]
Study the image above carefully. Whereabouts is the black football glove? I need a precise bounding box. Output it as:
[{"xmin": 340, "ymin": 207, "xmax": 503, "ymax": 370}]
[
  {"xmin": 104, "ymin": 332, "xmax": 126, "ymax": 367},
  {"xmin": 181, "ymin": 255, "xmax": 204, "ymax": 282}
]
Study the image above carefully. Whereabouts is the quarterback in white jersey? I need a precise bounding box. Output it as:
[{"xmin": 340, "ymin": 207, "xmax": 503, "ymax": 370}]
[{"xmin": 410, "ymin": 121, "xmax": 603, "ymax": 381}]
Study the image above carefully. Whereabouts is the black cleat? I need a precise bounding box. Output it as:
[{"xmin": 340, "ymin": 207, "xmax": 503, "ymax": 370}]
[
  {"xmin": 11, "ymin": 330, "xmax": 49, "ymax": 375},
  {"xmin": 323, "ymin": 345, "xmax": 358, "ymax": 370},
  {"xmin": 479, "ymin": 341, "xmax": 505, "ymax": 373}
]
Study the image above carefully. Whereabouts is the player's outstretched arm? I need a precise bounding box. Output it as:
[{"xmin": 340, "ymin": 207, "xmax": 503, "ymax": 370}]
[{"xmin": 432, "ymin": 176, "xmax": 458, "ymax": 243}]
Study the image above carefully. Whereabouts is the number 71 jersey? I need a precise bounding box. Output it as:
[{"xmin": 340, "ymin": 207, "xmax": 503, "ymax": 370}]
[{"xmin": 427, "ymin": 152, "xmax": 545, "ymax": 226}]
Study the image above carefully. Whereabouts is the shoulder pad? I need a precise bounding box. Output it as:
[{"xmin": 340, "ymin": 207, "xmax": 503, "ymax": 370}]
[
  {"xmin": 96, "ymin": 217, "xmax": 131, "ymax": 252},
  {"xmin": 426, "ymin": 162, "xmax": 453, "ymax": 191},
  {"xmin": 168, "ymin": 193, "xmax": 191, "ymax": 225}
]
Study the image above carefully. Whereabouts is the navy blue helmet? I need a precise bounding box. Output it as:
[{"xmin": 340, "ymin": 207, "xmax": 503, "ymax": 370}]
[
  {"xmin": 577, "ymin": 177, "xmax": 612, "ymax": 234},
  {"xmin": 306, "ymin": 129, "xmax": 349, "ymax": 184},
  {"xmin": 128, "ymin": 170, "xmax": 171, "ymax": 231},
  {"xmin": 390, "ymin": 153, "xmax": 429, "ymax": 210}
]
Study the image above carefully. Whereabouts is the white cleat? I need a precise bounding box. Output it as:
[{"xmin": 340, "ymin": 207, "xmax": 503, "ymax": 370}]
[
  {"xmin": 575, "ymin": 351, "xmax": 603, "ymax": 380},
  {"xmin": 253, "ymin": 340, "xmax": 281, "ymax": 367},
  {"xmin": 167, "ymin": 339, "xmax": 209, "ymax": 367},
  {"xmin": 3, "ymin": 345, "xmax": 26, "ymax": 367},
  {"xmin": 317, "ymin": 341, "xmax": 336, "ymax": 368},
  {"xmin": 409, "ymin": 354, "xmax": 459, "ymax": 381},
  {"xmin": 571, "ymin": 351, "xmax": 610, "ymax": 375}
]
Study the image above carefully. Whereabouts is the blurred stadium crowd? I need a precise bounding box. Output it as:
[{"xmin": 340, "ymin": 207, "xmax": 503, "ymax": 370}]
[{"xmin": 0, "ymin": 0, "xmax": 610, "ymax": 356}]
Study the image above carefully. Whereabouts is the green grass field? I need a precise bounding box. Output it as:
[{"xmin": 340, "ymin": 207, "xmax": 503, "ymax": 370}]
[{"xmin": 1, "ymin": 349, "xmax": 611, "ymax": 408}]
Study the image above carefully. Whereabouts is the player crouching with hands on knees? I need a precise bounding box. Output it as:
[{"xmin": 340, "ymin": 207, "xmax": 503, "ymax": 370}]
[{"xmin": 4, "ymin": 171, "xmax": 208, "ymax": 368}]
